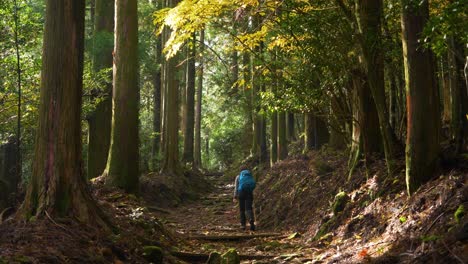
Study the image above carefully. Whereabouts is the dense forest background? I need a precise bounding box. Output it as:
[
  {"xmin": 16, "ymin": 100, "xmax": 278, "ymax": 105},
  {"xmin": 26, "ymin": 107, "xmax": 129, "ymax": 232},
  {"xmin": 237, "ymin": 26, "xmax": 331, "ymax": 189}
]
[{"xmin": 0, "ymin": 0, "xmax": 467, "ymax": 263}]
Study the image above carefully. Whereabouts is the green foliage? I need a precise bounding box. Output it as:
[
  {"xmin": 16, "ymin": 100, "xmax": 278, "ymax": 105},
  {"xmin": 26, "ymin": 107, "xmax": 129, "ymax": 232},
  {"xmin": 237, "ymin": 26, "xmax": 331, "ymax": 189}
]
[
  {"xmin": 454, "ymin": 204, "xmax": 464, "ymax": 223},
  {"xmin": 399, "ymin": 216, "xmax": 407, "ymax": 223},
  {"xmin": 220, "ymin": 248, "xmax": 240, "ymax": 264},
  {"xmin": 424, "ymin": 0, "xmax": 467, "ymax": 56},
  {"xmin": 333, "ymin": 191, "xmax": 348, "ymax": 214},
  {"xmin": 420, "ymin": 235, "xmax": 440, "ymax": 242},
  {"xmin": 0, "ymin": 0, "xmax": 44, "ymax": 180},
  {"xmin": 142, "ymin": 246, "xmax": 163, "ymax": 263}
]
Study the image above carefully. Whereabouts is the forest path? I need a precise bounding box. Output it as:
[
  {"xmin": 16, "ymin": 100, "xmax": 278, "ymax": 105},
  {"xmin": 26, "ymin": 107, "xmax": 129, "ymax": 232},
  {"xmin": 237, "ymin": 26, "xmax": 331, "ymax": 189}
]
[{"xmin": 161, "ymin": 174, "xmax": 317, "ymax": 263}]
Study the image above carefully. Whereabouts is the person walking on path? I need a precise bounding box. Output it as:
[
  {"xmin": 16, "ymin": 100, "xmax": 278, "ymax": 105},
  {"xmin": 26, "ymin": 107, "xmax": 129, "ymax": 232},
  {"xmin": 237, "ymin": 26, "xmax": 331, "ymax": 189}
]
[{"xmin": 233, "ymin": 166, "xmax": 256, "ymax": 231}]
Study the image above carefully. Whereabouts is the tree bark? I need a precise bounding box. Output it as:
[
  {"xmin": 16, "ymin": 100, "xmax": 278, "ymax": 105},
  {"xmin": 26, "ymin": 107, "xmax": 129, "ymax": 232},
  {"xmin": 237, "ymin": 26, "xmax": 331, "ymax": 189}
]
[
  {"xmin": 151, "ymin": 63, "xmax": 161, "ymax": 168},
  {"xmin": 287, "ymin": 112, "xmax": 296, "ymax": 142},
  {"xmin": 87, "ymin": 0, "xmax": 113, "ymax": 179},
  {"xmin": 304, "ymin": 113, "xmax": 329, "ymax": 153},
  {"xmin": 440, "ymin": 57, "xmax": 451, "ymax": 125},
  {"xmin": 356, "ymin": 0, "xmax": 397, "ymax": 175},
  {"xmin": 401, "ymin": 0, "xmax": 440, "ymax": 194},
  {"xmin": 304, "ymin": 113, "xmax": 314, "ymax": 153},
  {"xmin": 161, "ymin": 0, "xmax": 180, "ymax": 174},
  {"xmin": 354, "ymin": 70, "xmax": 382, "ymax": 154},
  {"xmin": 18, "ymin": 0, "xmax": 107, "ymax": 226},
  {"xmin": 278, "ymin": 112, "xmax": 288, "ymax": 160},
  {"xmin": 194, "ymin": 30, "xmax": 204, "ymax": 169},
  {"xmin": 183, "ymin": 33, "xmax": 196, "ymax": 164},
  {"xmin": 270, "ymin": 110, "xmax": 278, "ymax": 165},
  {"xmin": 447, "ymin": 37, "xmax": 468, "ymax": 154},
  {"xmin": 104, "ymin": 0, "xmax": 139, "ymax": 192}
]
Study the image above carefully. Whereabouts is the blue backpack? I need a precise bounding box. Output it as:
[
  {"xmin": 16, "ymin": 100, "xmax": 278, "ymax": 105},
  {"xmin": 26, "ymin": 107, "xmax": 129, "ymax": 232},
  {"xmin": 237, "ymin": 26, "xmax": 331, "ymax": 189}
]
[{"xmin": 238, "ymin": 170, "xmax": 256, "ymax": 193}]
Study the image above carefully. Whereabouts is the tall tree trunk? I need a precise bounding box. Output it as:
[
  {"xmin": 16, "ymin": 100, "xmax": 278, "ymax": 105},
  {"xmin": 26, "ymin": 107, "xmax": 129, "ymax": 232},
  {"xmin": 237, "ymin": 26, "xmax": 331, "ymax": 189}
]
[
  {"xmin": 356, "ymin": 0, "xmax": 397, "ymax": 175},
  {"xmin": 354, "ymin": 70, "xmax": 382, "ymax": 154},
  {"xmin": 304, "ymin": 113, "xmax": 314, "ymax": 153},
  {"xmin": 151, "ymin": 63, "xmax": 161, "ymax": 168},
  {"xmin": 161, "ymin": 0, "xmax": 180, "ymax": 174},
  {"xmin": 440, "ymin": 57, "xmax": 451, "ymax": 125},
  {"xmin": 278, "ymin": 111, "xmax": 288, "ymax": 160},
  {"xmin": 447, "ymin": 37, "xmax": 468, "ymax": 154},
  {"xmin": 242, "ymin": 51, "xmax": 253, "ymax": 154},
  {"xmin": 401, "ymin": 0, "xmax": 440, "ymax": 195},
  {"xmin": 287, "ymin": 112, "xmax": 296, "ymax": 142},
  {"xmin": 270, "ymin": 110, "xmax": 278, "ymax": 165},
  {"xmin": 183, "ymin": 33, "xmax": 196, "ymax": 164},
  {"xmin": 250, "ymin": 54, "xmax": 259, "ymax": 157},
  {"xmin": 328, "ymin": 98, "xmax": 348, "ymax": 150},
  {"xmin": 104, "ymin": 0, "xmax": 139, "ymax": 192},
  {"xmin": 87, "ymin": 0, "xmax": 113, "ymax": 179},
  {"xmin": 194, "ymin": 30, "xmax": 204, "ymax": 169},
  {"xmin": 349, "ymin": 70, "xmax": 382, "ymax": 178},
  {"xmin": 18, "ymin": 0, "xmax": 107, "ymax": 226},
  {"xmin": 270, "ymin": 63, "xmax": 278, "ymax": 165},
  {"xmin": 259, "ymin": 84, "xmax": 268, "ymax": 163},
  {"xmin": 13, "ymin": 0, "xmax": 22, "ymax": 185}
]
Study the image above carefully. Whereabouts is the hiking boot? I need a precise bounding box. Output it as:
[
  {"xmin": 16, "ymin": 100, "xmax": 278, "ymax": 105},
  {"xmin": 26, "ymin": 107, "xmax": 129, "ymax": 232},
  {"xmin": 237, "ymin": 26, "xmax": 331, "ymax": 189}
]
[{"xmin": 250, "ymin": 224, "xmax": 255, "ymax": 231}]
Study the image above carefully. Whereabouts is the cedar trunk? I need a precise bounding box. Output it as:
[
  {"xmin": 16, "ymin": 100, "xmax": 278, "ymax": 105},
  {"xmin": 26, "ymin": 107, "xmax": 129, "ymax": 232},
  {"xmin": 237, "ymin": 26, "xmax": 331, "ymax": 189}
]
[
  {"xmin": 287, "ymin": 112, "xmax": 296, "ymax": 141},
  {"xmin": 447, "ymin": 38, "xmax": 468, "ymax": 153},
  {"xmin": 161, "ymin": 0, "xmax": 180, "ymax": 174},
  {"xmin": 183, "ymin": 34, "xmax": 196, "ymax": 164},
  {"xmin": 104, "ymin": 0, "xmax": 139, "ymax": 192},
  {"xmin": 304, "ymin": 113, "xmax": 314, "ymax": 153},
  {"xmin": 278, "ymin": 112, "xmax": 288, "ymax": 160},
  {"xmin": 270, "ymin": 110, "xmax": 278, "ymax": 165},
  {"xmin": 87, "ymin": 0, "xmax": 113, "ymax": 179},
  {"xmin": 194, "ymin": 30, "xmax": 204, "ymax": 169},
  {"xmin": 151, "ymin": 66, "xmax": 161, "ymax": 166},
  {"xmin": 357, "ymin": 0, "xmax": 397, "ymax": 174},
  {"xmin": 19, "ymin": 0, "xmax": 107, "ymax": 225},
  {"xmin": 401, "ymin": 0, "xmax": 440, "ymax": 194}
]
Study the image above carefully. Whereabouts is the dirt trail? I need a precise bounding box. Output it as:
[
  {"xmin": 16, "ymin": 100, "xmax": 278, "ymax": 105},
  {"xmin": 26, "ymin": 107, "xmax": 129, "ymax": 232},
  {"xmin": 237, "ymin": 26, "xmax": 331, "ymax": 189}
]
[{"xmin": 161, "ymin": 174, "xmax": 316, "ymax": 263}]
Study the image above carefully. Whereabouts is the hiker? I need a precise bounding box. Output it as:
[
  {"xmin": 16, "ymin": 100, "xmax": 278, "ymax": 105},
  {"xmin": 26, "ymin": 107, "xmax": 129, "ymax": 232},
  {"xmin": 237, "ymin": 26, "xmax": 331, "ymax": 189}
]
[{"xmin": 233, "ymin": 166, "xmax": 256, "ymax": 231}]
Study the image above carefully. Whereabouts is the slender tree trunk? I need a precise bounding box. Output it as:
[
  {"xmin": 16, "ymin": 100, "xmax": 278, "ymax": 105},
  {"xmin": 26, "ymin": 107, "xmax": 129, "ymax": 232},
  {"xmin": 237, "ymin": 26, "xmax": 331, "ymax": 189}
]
[
  {"xmin": 355, "ymin": 70, "xmax": 382, "ymax": 154},
  {"xmin": 87, "ymin": 0, "xmax": 113, "ymax": 179},
  {"xmin": 270, "ymin": 57, "xmax": 278, "ymax": 165},
  {"xmin": 259, "ymin": 85, "xmax": 268, "ymax": 163},
  {"xmin": 440, "ymin": 57, "xmax": 451, "ymax": 125},
  {"xmin": 242, "ymin": 51, "xmax": 253, "ymax": 153},
  {"xmin": 18, "ymin": 0, "xmax": 107, "ymax": 226},
  {"xmin": 278, "ymin": 111, "xmax": 288, "ymax": 160},
  {"xmin": 151, "ymin": 65, "xmax": 161, "ymax": 168},
  {"xmin": 447, "ymin": 37, "xmax": 468, "ymax": 153},
  {"xmin": 104, "ymin": 0, "xmax": 139, "ymax": 192},
  {"xmin": 328, "ymin": 97, "xmax": 348, "ymax": 150},
  {"xmin": 401, "ymin": 0, "xmax": 440, "ymax": 195},
  {"xmin": 183, "ymin": 33, "xmax": 196, "ymax": 164},
  {"xmin": 349, "ymin": 69, "xmax": 382, "ymax": 178},
  {"xmin": 250, "ymin": 59, "xmax": 259, "ymax": 157},
  {"xmin": 194, "ymin": 30, "xmax": 204, "ymax": 169},
  {"xmin": 161, "ymin": 0, "xmax": 180, "ymax": 174},
  {"xmin": 304, "ymin": 113, "xmax": 314, "ymax": 153},
  {"xmin": 13, "ymin": 0, "xmax": 22, "ymax": 184},
  {"xmin": 356, "ymin": 0, "xmax": 397, "ymax": 175},
  {"xmin": 270, "ymin": 110, "xmax": 278, "ymax": 165},
  {"xmin": 287, "ymin": 112, "xmax": 296, "ymax": 142}
]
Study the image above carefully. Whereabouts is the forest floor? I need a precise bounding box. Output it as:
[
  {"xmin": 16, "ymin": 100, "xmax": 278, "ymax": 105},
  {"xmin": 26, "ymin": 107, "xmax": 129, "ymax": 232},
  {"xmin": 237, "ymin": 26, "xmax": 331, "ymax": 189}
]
[
  {"xmin": 160, "ymin": 173, "xmax": 315, "ymax": 263},
  {"xmin": 0, "ymin": 149, "xmax": 467, "ymax": 263}
]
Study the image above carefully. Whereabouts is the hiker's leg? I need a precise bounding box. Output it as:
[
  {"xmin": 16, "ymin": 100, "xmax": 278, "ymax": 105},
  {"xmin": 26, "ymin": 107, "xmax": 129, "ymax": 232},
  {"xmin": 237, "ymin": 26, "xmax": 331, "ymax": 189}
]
[
  {"xmin": 238, "ymin": 192, "xmax": 246, "ymax": 227},
  {"xmin": 246, "ymin": 192, "xmax": 255, "ymax": 229}
]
